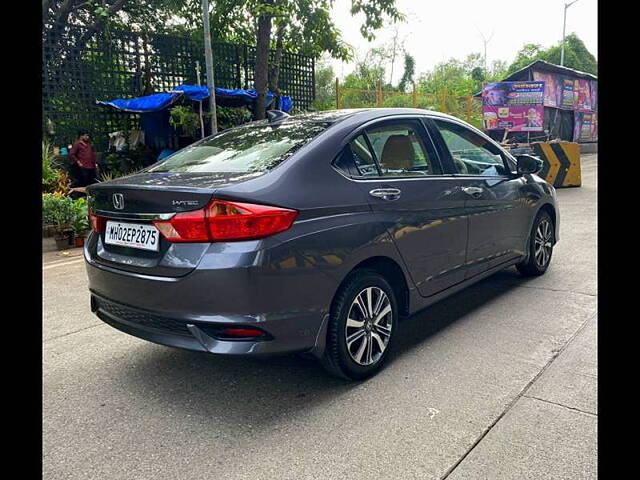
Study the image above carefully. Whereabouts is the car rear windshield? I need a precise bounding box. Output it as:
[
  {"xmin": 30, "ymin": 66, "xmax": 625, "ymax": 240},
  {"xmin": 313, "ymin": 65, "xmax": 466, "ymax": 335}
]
[{"xmin": 147, "ymin": 121, "xmax": 327, "ymax": 174}]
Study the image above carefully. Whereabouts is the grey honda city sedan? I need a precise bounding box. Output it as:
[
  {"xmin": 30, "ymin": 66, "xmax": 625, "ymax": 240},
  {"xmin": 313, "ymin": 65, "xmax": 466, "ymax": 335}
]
[{"xmin": 85, "ymin": 108, "xmax": 559, "ymax": 380}]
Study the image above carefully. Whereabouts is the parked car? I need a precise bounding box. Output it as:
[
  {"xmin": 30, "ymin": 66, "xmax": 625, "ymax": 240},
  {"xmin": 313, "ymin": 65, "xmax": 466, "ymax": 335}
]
[{"xmin": 84, "ymin": 108, "xmax": 559, "ymax": 380}]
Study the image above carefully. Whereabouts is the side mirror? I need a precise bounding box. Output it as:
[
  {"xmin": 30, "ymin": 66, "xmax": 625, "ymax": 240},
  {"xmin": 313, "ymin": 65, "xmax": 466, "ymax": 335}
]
[{"xmin": 515, "ymin": 154, "xmax": 543, "ymax": 175}]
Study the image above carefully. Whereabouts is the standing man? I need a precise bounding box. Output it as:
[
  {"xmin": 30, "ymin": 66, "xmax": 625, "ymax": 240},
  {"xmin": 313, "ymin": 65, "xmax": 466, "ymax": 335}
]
[{"xmin": 69, "ymin": 130, "xmax": 97, "ymax": 187}]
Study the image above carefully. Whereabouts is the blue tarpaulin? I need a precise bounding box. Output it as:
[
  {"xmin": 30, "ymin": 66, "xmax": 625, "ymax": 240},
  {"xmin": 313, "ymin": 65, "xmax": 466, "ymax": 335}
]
[
  {"xmin": 97, "ymin": 92, "xmax": 179, "ymax": 113},
  {"xmin": 97, "ymin": 85, "xmax": 292, "ymax": 113}
]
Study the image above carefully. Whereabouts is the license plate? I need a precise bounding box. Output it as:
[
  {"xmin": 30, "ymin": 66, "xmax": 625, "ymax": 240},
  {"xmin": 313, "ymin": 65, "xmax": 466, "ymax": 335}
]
[{"xmin": 104, "ymin": 221, "xmax": 160, "ymax": 252}]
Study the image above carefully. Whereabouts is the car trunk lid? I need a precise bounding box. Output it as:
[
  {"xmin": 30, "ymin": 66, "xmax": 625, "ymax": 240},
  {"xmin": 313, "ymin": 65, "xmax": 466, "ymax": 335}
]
[
  {"xmin": 88, "ymin": 171, "xmax": 265, "ymax": 215},
  {"xmin": 86, "ymin": 172, "xmax": 264, "ymax": 277}
]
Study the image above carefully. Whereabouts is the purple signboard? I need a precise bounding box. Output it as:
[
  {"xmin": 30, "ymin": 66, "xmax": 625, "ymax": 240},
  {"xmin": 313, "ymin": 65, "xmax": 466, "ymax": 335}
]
[
  {"xmin": 590, "ymin": 80, "xmax": 598, "ymax": 110},
  {"xmin": 560, "ymin": 77, "xmax": 575, "ymax": 109},
  {"xmin": 574, "ymin": 110, "xmax": 597, "ymax": 142},
  {"xmin": 482, "ymin": 81, "xmax": 545, "ymax": 132},
  {"xmin": 532, "ymin": 71, "xmax": 560, "ymax": 107},
  {"xmin": 574, "ymin": 79, "xmax": 592, "ymax": 111}
]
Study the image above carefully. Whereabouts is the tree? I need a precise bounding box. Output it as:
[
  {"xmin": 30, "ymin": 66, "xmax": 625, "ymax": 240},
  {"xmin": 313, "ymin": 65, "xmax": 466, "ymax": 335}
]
[
  {"xmin": 161, "ymin": 0, "xmax": 255, "ymax": 43},
  {"xmin": 350, "ymin": 0, "xmax": 405, "ymax": 41},
  {"xmin": 488, "ymin": 59, "xmax": 508, "ymax": 81},
  {"xmin": 506, "ymin": 43, "xmax": 544, "ymax": 75},
  {"xmin": 544, "ymin": 33, "xmax": 597, "ymax": 74},
  {"xmin": 252, "ymin": 1, "xmax": 276, "ymax": 120},
  {"xmin": 416, "ymin": 52, "xmax": 508, "ymax": 97},
  {"xmin": 506, "ymin": 33, "xmax": 597, "ymax": 75},
  {"xmin": 337, "ymin": 47, "xmax": 388, "ymax": 108},
  {"xmin": 42, "ymin": 0, "xmax": 212, "ymax": 83},
  {"xmin": 266, "ymin": 0, "xmax": 353, "ymax": 110},
  {"xmin": 462, "ymin": 53, "xmax": 484, "ymax": 72},
  {"xmin": 397, "ymin": 53, "xmax": 414, "ymax": 92},
  {"xmin": 252, "ymin": 0, "xmax": 404, "ymax": 118},
  {"xmin": 312, "ymin": 56, "xmax": 336, "ymax": 110},
  {"xmin": 387, "ymin": 25, "xmax": 403, "ymax": 85},
  {"xmin": 343, "ymin": 47, "xmax": 389, "ymax": 90},
  {"xmin": 44, "ymin": 0, "xmax": 127, "ymax": 71},
  {"xmin": 417, "ymin": 55, "xmax": 475, "ymax": 96}
]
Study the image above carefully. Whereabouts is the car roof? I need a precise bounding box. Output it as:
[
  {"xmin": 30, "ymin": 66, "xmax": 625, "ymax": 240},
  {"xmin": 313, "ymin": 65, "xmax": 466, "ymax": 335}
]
[
  {"xmin": 294, "ymin": 108, "xmax": 462, "ymax": 124},
  {"xmin": 231, "ymin": 108, "xmax": 477, "ymax": 138}
]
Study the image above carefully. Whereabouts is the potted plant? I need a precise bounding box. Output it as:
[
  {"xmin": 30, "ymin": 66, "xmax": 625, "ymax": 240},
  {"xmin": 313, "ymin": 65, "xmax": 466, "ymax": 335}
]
[
  {"xmin": 42, "ymin": 193, "xmax": 57, "ymax": 238},
  {"xmin": 169, "ymin": 105, "xmax": 200, "ymax": 143},
  {"xmin": 71, "ymin": 197, "xmax": 90, "ymax": 247},
  {"xmin": 42, "ymin": 140, "xmax": 71, "ymax": 195},
  {"xmin": 43, "ymin": 194, "xmax": 76, "ymax": 250}
]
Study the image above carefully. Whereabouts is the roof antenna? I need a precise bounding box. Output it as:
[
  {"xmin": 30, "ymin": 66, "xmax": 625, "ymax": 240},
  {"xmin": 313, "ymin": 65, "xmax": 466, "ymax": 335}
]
[{"xmin": 267, "ymin": 110, "xmax": 290, "ymax": 125}]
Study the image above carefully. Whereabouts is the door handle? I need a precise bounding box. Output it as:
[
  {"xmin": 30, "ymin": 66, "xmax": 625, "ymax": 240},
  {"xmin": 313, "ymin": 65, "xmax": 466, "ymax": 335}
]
[
  {"xmin": 462, "ymin": 186, "xmax": 484, "ymax": 198},
  {"xmin": 369, "ymin": 188, "xmax": 402, "ymax": 201}
]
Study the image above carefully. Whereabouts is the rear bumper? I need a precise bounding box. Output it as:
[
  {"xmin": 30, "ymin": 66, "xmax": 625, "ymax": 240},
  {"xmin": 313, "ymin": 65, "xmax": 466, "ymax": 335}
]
[
  {"xmin": 91, "ymin": 290, "xmax": 329, "ymax": 357},
  {"xmin": 85, "ymin": 232, "xmax": 333, "ymax": 357}
]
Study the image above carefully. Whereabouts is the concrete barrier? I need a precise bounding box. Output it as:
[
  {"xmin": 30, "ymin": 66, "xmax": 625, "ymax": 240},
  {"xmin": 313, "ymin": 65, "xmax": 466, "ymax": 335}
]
[
  {"xmin": 531, "ymin": 141, "xmax": 581, "ymax": 188},
  {"xmin": 580, "ymin": 143, "xmax": 597, "ymax": 154}
]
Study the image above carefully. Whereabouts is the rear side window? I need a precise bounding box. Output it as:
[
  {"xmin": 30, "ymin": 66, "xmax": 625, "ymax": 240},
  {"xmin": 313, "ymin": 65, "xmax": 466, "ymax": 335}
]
[
  {"xmin": 365, "ymin": 122, "xmax": 441, "ymax": 176},
  {"xmin": 335, "ymin": 134, "xmax": 379, "ymax": 177},
  {"xmin": 147, "ymin": 122, "xmax": 327, "ymax": 174}
]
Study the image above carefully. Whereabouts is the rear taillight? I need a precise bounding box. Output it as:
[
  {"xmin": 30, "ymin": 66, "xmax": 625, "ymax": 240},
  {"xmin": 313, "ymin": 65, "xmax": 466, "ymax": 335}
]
[
  {"xmin": 153, "ymin": 208, "xmax": 209, "ymax": 243},
  {"xmin": 89, "ymin": 210, "xmax": 106, "ymax": 233},
  {"xmin": 153, "ymin": 199, "xmax": 298, "ymax": 243}
]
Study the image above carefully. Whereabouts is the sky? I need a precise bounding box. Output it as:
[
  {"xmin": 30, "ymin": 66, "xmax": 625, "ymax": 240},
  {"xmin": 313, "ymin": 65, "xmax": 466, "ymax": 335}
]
[{"xmin": 327, "ymin": 0, "xmax": 598, "ymax": 82}]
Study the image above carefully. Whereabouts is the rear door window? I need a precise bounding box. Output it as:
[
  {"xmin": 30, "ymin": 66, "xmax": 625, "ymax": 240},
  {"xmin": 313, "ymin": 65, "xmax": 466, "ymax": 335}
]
[{"xmin": 365, "ymin": 121, "xmax": 442, "ymax": 177}]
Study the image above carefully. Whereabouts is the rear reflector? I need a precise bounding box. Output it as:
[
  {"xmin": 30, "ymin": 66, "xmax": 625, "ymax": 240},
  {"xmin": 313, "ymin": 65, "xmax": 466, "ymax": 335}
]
[
  {"xmin": 221, "ymin": 327, "xmax": 267, "ymax": 338},
  {"xmin": 153, "ymin": 199, "xmax": 298, "ymax": 243}
]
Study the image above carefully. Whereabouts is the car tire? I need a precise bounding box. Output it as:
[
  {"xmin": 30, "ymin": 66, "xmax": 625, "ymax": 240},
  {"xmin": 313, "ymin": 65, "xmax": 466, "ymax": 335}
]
[
  {"xmin": 516, "ymin": 210, "xmax": 555, "ymax": 277},
  {"xmin": 320, "ymin": 269, "xmax": 397, "ymax": 381}
]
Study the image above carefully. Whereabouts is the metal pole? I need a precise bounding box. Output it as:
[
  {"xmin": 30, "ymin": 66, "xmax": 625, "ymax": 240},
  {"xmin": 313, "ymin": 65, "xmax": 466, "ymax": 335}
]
[
  {"xmin": 195, "ymin": 61, "xmax": 205, "ymax": 139},
  {"xmin": 560, "ymin": 4, "xmax": 567, "ymax": 66},
  {"xmin": 202, "ymin": 0, "xmax": 218, "ymax": 135},
  {"xmin": 560, "ymin": 1, "xmax": 579, "ymax": 67}
]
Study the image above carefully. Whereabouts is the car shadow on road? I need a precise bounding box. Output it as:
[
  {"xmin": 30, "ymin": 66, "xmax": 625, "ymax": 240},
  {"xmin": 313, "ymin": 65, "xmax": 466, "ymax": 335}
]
[
  {"xmin": 392, "ymin": 268, "xmax": 525, "ymax": 357},
  {"xmin": 116, "ymin": 267, "xmax": 528, "ymax": 429}
]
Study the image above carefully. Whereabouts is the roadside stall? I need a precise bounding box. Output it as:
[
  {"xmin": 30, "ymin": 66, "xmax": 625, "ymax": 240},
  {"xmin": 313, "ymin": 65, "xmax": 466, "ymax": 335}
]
[
  {"xmin": 97, "ymin": 85, "xmax": 293, "ymax": 151},
  {"xmin": 476, "ymin": 60, "xmax": 596, "ymax": 188},
  {"xmin": 477, "ymin": 60, "xmax": 597, "ymax": 145}
]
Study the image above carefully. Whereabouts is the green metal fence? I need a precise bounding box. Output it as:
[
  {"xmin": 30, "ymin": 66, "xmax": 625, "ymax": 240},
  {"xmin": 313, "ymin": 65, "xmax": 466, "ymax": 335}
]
[{"xmin": 43, "ymin": 24, "xmax": 315, "ymax": 150}]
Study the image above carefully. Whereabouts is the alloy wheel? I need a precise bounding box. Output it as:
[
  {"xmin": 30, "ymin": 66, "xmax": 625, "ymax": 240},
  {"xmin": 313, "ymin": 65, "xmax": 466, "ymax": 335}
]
[
  {"xmin": 345, "ymin": 286, "xmax": 393, "ymax": 366},
  {"xmin": 534, "ymin": 219, "xmax": 553, "ymax": 267}
]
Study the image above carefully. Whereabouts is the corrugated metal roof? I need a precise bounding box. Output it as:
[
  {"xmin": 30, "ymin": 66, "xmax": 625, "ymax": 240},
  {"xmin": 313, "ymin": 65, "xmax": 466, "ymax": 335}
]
[
  {"xmin": 503, "ymin": 60, "xmax": 597, "ymax": 81},
  {"xmin": 473, "ymin": 60, "xmax": 597, "ymax": 96}
]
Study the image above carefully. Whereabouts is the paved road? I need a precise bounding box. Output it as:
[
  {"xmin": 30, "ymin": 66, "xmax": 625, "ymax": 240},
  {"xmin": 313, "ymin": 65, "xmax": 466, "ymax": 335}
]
[{"xmin": 43, "ymin": 155, "xmax": 597, "ymax": 479}]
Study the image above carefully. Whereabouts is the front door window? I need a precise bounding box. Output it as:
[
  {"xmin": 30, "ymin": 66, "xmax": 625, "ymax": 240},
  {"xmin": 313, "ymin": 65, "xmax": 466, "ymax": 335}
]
[{"xmin": 433, "ymin": 120, "xmax": 510, "ymax": 176}]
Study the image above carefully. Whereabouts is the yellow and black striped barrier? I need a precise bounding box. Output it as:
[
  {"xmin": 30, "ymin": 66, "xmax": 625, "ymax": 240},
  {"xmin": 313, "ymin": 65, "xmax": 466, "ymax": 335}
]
[{"xmin": 531, "ymin": 141, "xmax": 581, "ymax": 188}]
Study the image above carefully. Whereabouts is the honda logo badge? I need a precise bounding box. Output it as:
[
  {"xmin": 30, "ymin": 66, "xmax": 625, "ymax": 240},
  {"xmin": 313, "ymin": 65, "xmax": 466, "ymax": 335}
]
[{"xmin": 112, "ymin": 193, "xmax": 125, "ymax": 210}]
